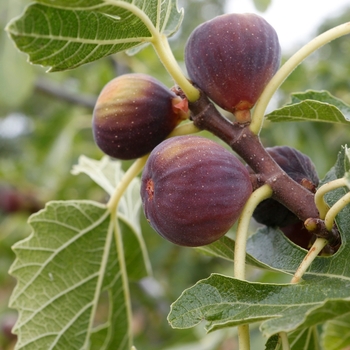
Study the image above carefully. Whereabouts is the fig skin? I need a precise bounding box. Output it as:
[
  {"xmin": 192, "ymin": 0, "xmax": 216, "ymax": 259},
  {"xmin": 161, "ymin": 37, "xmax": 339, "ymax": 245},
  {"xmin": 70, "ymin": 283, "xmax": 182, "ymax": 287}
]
[
  {"xmin": 185, "ymin": 13, "xmax": 281, "ymax": 121},
  {"xmin": 252, "ymin": 146, "xmax": 319, "ymax": 228},
  {"xmin": 141, "ymin": 135, "xmax": 253, "ymax": 247},
  {"xmin": 92, "ymin": 73, "xmax": 188, "ymax": 160}
]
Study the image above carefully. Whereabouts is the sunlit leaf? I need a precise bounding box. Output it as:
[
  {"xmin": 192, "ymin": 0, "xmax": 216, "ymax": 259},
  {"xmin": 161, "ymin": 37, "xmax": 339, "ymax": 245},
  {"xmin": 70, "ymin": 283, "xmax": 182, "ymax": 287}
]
[
  {"xmin": 6, "ymin": 0, "xmax": 184, "ymax": 71},
  {"xmin": 9, "ymin": 201, "xmax": 133, "ymax": 349},
  {"xmin": 266, "ymin": 90, "xmax": 350, "ymax": 124},
  {"xmin": 72, "ymin": 155, "xmax": 152, "ymax": 278}
]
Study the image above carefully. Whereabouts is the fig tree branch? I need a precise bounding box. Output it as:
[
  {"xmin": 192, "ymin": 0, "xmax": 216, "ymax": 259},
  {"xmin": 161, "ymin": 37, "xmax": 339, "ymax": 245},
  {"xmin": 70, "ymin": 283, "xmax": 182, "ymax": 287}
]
[{"xmin": 188, "ymin": 91, "xmax": 340, "ymax": 246}]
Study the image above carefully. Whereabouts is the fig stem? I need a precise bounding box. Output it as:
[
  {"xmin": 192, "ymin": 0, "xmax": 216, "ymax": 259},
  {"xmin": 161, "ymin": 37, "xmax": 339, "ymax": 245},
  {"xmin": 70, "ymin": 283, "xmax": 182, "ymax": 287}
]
[
  {"xmin": 234, "ymin": 184, "xmax": 273, "ymax": 280},
  {"xmin": 290, "ymin": 237, "xmax": 328, "ymax": 284},
  {"xmin": 189, "ymin": 92, "xmax": 320, "ymax": 223},
  {"xmin": 234, "ymin": 185, "xmax": 272, "ymax": 350},
  {"xmin": 279, "ymin": 332, "xmax": 291, "ymax": 350},
  {"xmin": 324, "ymin": 191, "xmax": 350, "ymax": 231},
  {"xmin": 152, "ymin": 35, "xmax": 200, "ymax": 102},
  {"xmin": 250, "ymin": 21, "xmax": 350, "ymax": 135},
  {"xmin": 238, "ymin": 324, "xmax": 251, "ymax": 350},
  {"xmin": 107, "ymin": 155, "xmax": 148, "ymax": 213},
  {"xmin": 106, "ymin": 1, "xmax": 200, "ymax": 101},
  {"xmin": 315, "ymin": 177, "xmax": 348, "ymax": 219}
]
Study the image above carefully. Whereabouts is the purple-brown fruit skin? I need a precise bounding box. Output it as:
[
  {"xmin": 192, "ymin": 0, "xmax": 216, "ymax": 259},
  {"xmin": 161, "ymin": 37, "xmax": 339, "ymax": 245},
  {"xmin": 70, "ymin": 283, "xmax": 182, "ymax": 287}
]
[
  {"xmin": 92, "ymin": 73, "xmax": 185, "ymax": 160},
  {"xmin": 185, "ymin": 13, "xmax": 281, "ymax": 115},
  {"xmin": 141, "ymin": 135, "xmax": 253, "ymax": 247},
  {"xmin": 252, "ymin": 146, "xmax": 319, "ymax": 228}
]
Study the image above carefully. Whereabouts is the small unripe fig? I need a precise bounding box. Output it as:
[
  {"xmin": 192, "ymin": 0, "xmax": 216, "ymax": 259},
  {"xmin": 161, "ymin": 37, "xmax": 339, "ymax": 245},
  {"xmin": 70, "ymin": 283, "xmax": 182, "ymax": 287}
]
[
  {"xmin": 185, "ymin": 13, "xmax": 281, "ymax": 122},
  {"xmin": 141, "ymin": 135, "xmax": 253, "ymax": 247},
  {"xmin": 252, "ymin": 146, "xmax": 319, "ymax": 227},
  {"xmin": 92, "ymin": 73, "xmax": 188, "ymax": 160}
]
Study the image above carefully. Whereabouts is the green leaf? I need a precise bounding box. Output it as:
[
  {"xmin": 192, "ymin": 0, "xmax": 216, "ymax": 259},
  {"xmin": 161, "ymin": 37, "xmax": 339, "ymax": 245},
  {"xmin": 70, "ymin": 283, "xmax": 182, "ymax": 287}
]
[
  {"xmin": 252, "ymin": 0, "xmax": 271, "ymax": 12},
  {"xmin": 288, "ymin": 327, "xmax": 320, "ymax": 350},
  {"xmin": 266, "ymin": 90, "xmax": 350, "ymax": 124},
  {"xmin": 246, "ymin": 227, "xmax": 307, "ymax": 275},
  {"xmin": 322, "ymin": 313, "xmax": 350, "ymax": 350},
  {"xmin": 9, "ymin": 201, "xmax": 133, "ymax": 349},
  {"xmin": 6, "ymin": 0, "xmax": 184, "ymax": 71},
  {"xmin": 9, "ymin": 155, "xmax": 151, "ymax": 349},
  {"xmin": 265, "ymin": 334, "xmax": 280, "ymax": 350},
  {"xmin": 196, "ymin": 235, "xmax": 288, "ymax": 273},
  {"xmin": 168, "ymin": 274, "xmax": 350, "ymax": 338},
  {"xmin": 0, "ymin": 0, "xmax": 35, "ymax": 108},
  {"xmin": 72, "ymin": 155, "xmax": 152, "ymax": 279}
]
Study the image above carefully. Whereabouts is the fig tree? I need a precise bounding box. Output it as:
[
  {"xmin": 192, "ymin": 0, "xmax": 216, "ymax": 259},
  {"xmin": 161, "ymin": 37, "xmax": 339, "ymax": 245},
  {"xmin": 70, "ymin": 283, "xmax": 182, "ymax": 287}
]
[
  {"xmin": 92, "ymin": 73, "xmax": 188, "ymax": 160},
  {"xmin": 141, "ymin": 135, "xmax": 253, "ymax": 247},
  {"xmin": 185, "ymin": 13, "xmax": 281, "ymax": 122}
]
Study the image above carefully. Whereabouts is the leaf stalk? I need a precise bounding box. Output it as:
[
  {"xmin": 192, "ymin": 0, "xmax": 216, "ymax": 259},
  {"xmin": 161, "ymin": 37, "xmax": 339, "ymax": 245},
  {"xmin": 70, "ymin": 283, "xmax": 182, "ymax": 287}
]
[
  {"xmin": 315, "ymin": 177, "xmax": 348, "ymax": 219},
  {"xmin": 250, "ymin": 21, "xmax": 350, "ymax": 135}
]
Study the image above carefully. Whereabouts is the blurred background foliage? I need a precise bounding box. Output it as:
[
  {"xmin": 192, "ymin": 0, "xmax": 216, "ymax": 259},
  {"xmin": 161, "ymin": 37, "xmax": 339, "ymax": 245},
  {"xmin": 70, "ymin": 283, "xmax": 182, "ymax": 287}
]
[{"xmin": 0, "ymin": 0, "xmax": 349, "ymax": 349}]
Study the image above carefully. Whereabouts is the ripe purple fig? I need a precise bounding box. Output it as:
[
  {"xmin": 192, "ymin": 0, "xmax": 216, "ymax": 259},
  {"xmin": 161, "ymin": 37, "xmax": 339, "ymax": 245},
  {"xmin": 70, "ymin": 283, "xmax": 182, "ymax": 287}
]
[
  {"xmin": 141, "ymin": 135, "xmax": 253, "ymax": 247},
  {"xmin": 0, "ymin": 184, "xmax": 42, "ymax": 214},
  {"xmin": 185, "ymin": 13, "xmax": 281, "ymax": 122},
  {"xmin": 252, "ymin": 146, "xmax": 319, "ymax": 228},
  {"xmin": 92, "ymin": 73, "xmax": 189, "ymax": 160}
]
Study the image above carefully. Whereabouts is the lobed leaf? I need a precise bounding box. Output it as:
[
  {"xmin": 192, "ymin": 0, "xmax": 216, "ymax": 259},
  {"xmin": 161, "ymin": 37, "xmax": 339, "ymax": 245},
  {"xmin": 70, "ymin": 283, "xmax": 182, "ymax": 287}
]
[
  {"xmin": 168, "ymin": 273, "xmax": 350, "ymax": 338},
  {"xmin": 9, "ymin": 156, "xmax": 150, "ymax": 349},
  {"xmin": 6, "ymin": 0, "xmax": 184, "ymax": 71},
  {"xmin": 9, "ymin": 201, "xmax": 133, "ymax": 349},
  {"xmin": 266, "ymin": 90, "xmax": 350, "ymax": 124}
]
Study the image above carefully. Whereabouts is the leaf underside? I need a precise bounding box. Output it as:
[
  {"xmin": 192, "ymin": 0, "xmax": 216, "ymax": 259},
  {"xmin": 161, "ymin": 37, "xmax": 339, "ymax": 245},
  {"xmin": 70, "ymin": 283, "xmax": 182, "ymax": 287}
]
[{"xmin": 9, "ymin": 156, "xmax": 150, "ymax": 349}]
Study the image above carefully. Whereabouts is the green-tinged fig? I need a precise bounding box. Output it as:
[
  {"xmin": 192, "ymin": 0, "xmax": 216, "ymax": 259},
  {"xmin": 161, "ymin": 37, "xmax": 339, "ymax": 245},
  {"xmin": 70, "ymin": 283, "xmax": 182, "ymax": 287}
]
[
  {"xmin": 92, "ymin": 73, "xmax": 189, "ymax": 160},
  {"xmin": 140, "ymin": 135, "xmax": 253, "ymax": 247},
  {"xmin": 185, "ymin": 13, "xmax": 281, "ymax": 122},
  {"xmin": 252, "ymin": 146, "xmax": 319, "ymax": 228}
]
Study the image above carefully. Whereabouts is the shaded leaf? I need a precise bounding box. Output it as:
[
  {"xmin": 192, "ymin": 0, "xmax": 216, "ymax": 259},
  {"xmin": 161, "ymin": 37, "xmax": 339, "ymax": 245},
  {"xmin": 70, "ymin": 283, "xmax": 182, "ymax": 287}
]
[
  {"xmin": 168, "ymin": 273, "xmax": 350, "ymax": 338},
  {"xmin": 197, "ymin": 235, "xmax": 286, "ymax": 273},
  {"xmin": 288, "ymin": 327, "xmax": 320, "ymax": 350},
  {"xmin": 266, "ymin": 90, "xmax": 350, "ymax": 124},
  {"xmin": 265, "ymin": 334, "xmax": 280, "ymax": 350},
  {"xmin": 6, "ymin": 0, "xmax": 183, "ymax": 71}
]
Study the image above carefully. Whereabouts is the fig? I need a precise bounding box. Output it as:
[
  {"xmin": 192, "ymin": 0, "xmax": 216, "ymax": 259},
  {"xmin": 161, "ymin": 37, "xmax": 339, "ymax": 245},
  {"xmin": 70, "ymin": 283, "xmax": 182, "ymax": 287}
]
[
  {"xmin": 185, "ymin": 13, "xmax": 281, "ymax": 122},
  {"xmin": 92, "ymin": 73, "xmax": 188, "ymax": 160},
  {"xmin": 0, "ymin": 184, "xmax": 42, "ymax": 214},
  {"xmin": 141, "ymin": 135, "xmax": 252, "ymax": 247},
  {"xmin": 252, "ymin": 146, "xmax": 319, "ymax": 228}
]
